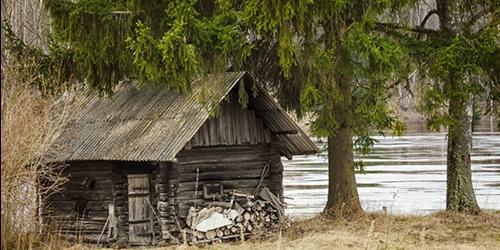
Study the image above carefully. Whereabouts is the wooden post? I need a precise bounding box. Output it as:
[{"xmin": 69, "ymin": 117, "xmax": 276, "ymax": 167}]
[
  {"xmin": 157, "ymin": 162, "xmax": 179, "ymax": 240},
  {"xmin": 112, "ymin": 168, "xmax": 128, "ymax": 247}
]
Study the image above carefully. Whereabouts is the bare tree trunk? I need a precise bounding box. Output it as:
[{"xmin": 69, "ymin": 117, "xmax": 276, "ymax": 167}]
[
  {"xmin": 2, "ymin": 0, "xmax": 47, "ymax": 48},
  {"xmin": 436, "ymin": 0, "xmax": 481, "ymax": 214},
  {"xmin": 446, "ymin": 94, "xmax": 481, "ymax": 214},
  {"xmin": 325, "ymin": 132, "xmax": 363, "ymax": 216},
  {"xmin": 324, "ymin": 42, "xmax": 363, "ymax": 216}
]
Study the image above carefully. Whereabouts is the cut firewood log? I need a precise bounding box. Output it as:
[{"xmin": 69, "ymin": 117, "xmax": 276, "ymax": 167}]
[
  {"xmin": 235, "ymin": 215, "xmax": 243, "ymax": 223},
  {"xmin": 206, "ymin": 230, "xmax": 216, "ymax": 240},
  {"xmin": 255, "ymin": 204, "xmax": 262, "ymax": 211},
  {"xmin": 242, "ymin": 199, "xmax": 254, "ymax": 208},
  {"xmin": 230, "ymin": 226, "xmax": 238, "ymax": 234},
  {"xmin": 250, "ymin": 213, "xmax": 256, "ymax": 222},
  {"xmin": 195, "ymin": 231, "xmax": 205, "ymax": 240},
  {"xmin": 216, "ymin": 229, "xmax": 224, "ymax": 238},
  {"xmin": 243, "ymin": 212, "xmax": 251, "ymax": 221}
]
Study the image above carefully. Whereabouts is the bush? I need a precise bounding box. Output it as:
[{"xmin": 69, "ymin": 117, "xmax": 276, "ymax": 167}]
[{"xmin": 1, "ymin": 50, "xmax": 81, "ymax": 249}]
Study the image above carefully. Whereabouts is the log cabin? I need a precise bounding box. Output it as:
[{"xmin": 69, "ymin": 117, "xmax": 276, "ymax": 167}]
[{"xmin": 39, "ymin": 71, "xmax": 319, "ymax": 246}]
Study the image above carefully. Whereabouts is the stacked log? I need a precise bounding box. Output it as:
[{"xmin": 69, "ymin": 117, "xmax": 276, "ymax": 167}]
[
  {"xmin": 111, "ymin": 171, "xmax": 128, "ymax": 246},
  {"xmin": 184, "ymin": 194, "xmax": 284, "ymax": 243},
  {"xmin": 157, "ymin": 163, "xmax": 180, "ymax": 240}
]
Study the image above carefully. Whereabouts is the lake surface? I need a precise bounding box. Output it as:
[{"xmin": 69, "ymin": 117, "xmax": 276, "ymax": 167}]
[{"xmin": 283, "ymin": 121, "xmax": 500, "ymax": 217}]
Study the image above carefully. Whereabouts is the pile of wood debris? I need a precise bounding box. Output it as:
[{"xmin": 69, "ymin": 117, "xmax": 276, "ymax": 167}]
[{"xmin": 180, "ymin": 187, "xmax": 289, "ymax": 244}]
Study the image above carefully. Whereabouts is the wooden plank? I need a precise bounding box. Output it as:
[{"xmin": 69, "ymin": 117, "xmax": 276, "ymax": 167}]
[
  {"xmin": 64, "ymin": 179, "xmax": 112, "ymax": 191},
  {"xmin": 174, "ymin": 161, "xmax": 274, "ymax": 174},
  {"xmin": 219, "ymin": 104, "xmax": 226, "ymax": 145},
  {"xmin": 127, "ymin": 174, "xmax": 152, "ymax": 245},
  {"xmin": 176, "ymin": 168, "xmax": 278, "ymax": 182},
  {"xmin": 249, "ymin": 110, "xmax": 257, "ymax": 144},
  {"xmin": 207, "ymin": 119, "xmax": 213, "ymax": 146},
  {"xmin": 234, "ymin": 99, "xmax": 241, "ymax": 144},
  {"xmin": 177, "ymin": 179, "xmax": 272, "ymax": 193},
  {"xmin": 226, "ymin": 102, "xmax": 234, "ymax": 144},
  {"xmin": 264, "ymin": 128, "xmax": 271, "ymax": 143},
  {"xmin": 49, "ymin": 190, "xmax": 112, "ymax": 201},
  {"xmin": 241, "ymin": 110, "xmax": 249, "ymax": 143},
  {"xmin": 180, "ymin": 145, "xmax": 272, "ymax": 154}
]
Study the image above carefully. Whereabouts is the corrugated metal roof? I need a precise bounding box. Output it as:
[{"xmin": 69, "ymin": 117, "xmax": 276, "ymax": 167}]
[
  {"xmin": 246, "ymin": 77, "xmax": 319, "ymax": 155},
  {"xmin": 42, "ymin": 72, "xmax": 319, "ymax": 163}
]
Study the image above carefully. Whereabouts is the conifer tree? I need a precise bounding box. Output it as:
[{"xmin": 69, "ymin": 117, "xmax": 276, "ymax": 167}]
[
  {"xmin": 375, "ymin": 0, "xmax": 498, "ymax": 214},
  {"xmin": 242, "ymin": 1, "xmax": 409, "ymax": 216}
]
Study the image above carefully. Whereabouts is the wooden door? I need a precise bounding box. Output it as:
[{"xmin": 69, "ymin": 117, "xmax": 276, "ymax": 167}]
[{"xmin": 127, "ymin": 174, "xmax": 152, "ymax": 245}]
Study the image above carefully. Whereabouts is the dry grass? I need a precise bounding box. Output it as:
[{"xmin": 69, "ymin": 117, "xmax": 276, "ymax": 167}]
[
  {"xmin": 163, "ymin": 211, "xmax": 500, "ymax": 250},
  {"xmin": 1, "ymin": 56, "xmax": 81, "ymax": 249},
  {"xmin": 57, "ymin": 211, "xmax": 500, "ymax": 250}
]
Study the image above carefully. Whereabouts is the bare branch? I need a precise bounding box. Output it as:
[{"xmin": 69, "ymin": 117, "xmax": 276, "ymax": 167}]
[
  {"xmin": 374, "ymin": 22, "xmax": 440, "ymax": 37},
  {"xmin": 420, "ymin": 9, "xmax": 438, "ymax": 29}
]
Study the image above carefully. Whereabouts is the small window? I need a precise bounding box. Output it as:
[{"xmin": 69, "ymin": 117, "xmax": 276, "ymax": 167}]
[{"xmin": 203, "ymin": 183, "xmax": 223, "ymax": 199}]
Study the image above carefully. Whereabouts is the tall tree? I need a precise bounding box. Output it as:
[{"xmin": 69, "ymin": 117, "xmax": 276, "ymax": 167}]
[
  {"xmin": 242, "ymin": 1, "xmax": 408, "ymax": 216},
  {"xmin": 376, "ymin": 0, "xmax": 498, "ymax": 214}
]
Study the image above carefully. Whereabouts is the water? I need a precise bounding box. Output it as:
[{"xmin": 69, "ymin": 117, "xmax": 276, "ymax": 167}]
[{"xmin": 283, "ymin": 121, "xmax": 500, "ymax": 218}]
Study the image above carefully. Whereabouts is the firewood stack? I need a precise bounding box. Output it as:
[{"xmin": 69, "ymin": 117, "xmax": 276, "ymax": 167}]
[{"xmin": 182, "ymin": 189, "xmax": 288, "ymax": 244}]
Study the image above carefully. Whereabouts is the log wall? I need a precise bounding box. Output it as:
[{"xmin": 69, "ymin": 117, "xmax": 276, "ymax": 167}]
[
  {"xmin": 167, "ymin": 143, "xmax": 284, "ymax": 225},
  {"xmin": 44, "ymin": 161, "xmax": 114, "ymax": 242},
  {"xmin": 44, "ymin": 161, "xmax": 161, "ymax": 245}
]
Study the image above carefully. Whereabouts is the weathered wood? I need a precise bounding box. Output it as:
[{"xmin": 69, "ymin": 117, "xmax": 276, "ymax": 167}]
[
  {"xmin": 176, "ymin": 168, "xmax": 278, "ymax": 182},
  {"xmin": 128, "ymin": 174, "xmax": 152, "ymax": 245},
  {"xmin": 171, "ymin": 143, "xmax": 284, "ymax": 220},
  {"xmin": 43, "ymin": 87, "xmax": 289, "ymax": 245},
  {"xmin": 206, "ymin": 230, "xmax": 216, "ymax": 240},
  {"xmin": 243, "ymin": 212, "xmax": 251, "ymax": 221},
  {"xmin": 177, "ymin": 180, "xmax": 273, "ymax": 193},
  {"xmin": 187, "ymin": 95, "xmax": 272, "ymax": 147},
  {"xmin": 112, "ymin": 169, "xmax": 129, "ymax": 244}
]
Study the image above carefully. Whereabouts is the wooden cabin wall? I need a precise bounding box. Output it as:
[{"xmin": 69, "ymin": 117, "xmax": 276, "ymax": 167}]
[
  {"xmin": 186, "ymin": 91, "xmax": 272, "ymax": 148},
  {"xmin": 111, "ymin": 166, "xmax": 129, "ymax": 245},
  {"xmin": 156, "ymin": 162, "xmax": 179, "ymax": 237},
  {"xmin": 44, "ymin": 161, "xmax": 161, "ymax": 245},
  {"xmin": 44, "ymin": 161, "xmax": 114, "ymax": 242},
  {"xmin": 166, "ymin": 143, "xmax": 284, "ymax": 226}
]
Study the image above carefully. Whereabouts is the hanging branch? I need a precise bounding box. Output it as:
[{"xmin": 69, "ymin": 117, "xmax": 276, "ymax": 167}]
[
  {"xmin": 419, "ymin": 9, "xmax": 438, "ymax": 28},
  {"xmin": 374, "ymin": 22, "xmax": 440, "ymax": 36}
]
